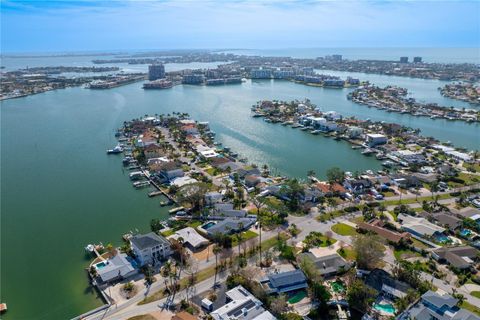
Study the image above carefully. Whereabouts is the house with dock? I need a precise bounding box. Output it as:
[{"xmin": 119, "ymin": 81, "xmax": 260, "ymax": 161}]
[{"xmin": 130, "ymin": 232, "xmax": 171, "ymax": 266}]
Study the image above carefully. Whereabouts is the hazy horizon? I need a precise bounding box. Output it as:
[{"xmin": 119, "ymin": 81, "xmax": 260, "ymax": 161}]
[{"xmin": 2, "ymin": 0, "xmax": 479, "ymax": 53}]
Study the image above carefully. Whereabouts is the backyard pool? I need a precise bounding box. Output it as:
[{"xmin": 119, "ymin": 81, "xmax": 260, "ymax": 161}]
[
  {"xmin": 202, "ymin": 221, "xmax": 216, "ymax": 230},
  {"xmin": 95, "ymin": 261, "xmax": 107, "ymax": 270},
  {"xmin": 435, "ymin": 234, "xmax": 451, "ymax": 244},
  {"xmin": 288, "ymin": 290, "xmax": 307, "ymax": 304},
  {"xmin": 331, "ymin": 281, "xmax": 345, "ymax": 293},
  {"xmin": 373, "ymin": 303, "xmax": 396, "ymax": 315},
  {"xmin": 460, "ymin": 229, "xmax": 472, "ymax": 237}
]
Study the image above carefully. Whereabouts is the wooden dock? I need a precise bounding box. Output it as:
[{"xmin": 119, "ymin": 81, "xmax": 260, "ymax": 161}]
[{"xmin": 141, "ymin": 169, "xmax": 176, "ymax": 203}]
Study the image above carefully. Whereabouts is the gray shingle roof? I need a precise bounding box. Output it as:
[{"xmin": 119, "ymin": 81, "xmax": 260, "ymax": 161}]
[
  {"xmin": 422, "ymin": 290, "xmax": 457, "ymax": 308},
  {"xmin": 130, "ymin": 232, "xmax": 169, "ymax": 250},
  {"xmin": 267, "ymin": 269, "xmax": 307, "ymax": 293},
  {"xmin": 207, "ymin": 218, "xmax": 255, "ymax": 235},
  {"xmin": 301, "ymin": 252, "xmax": 349, "ymax": 276},
  {"xmin": 97, "ymin": 253, "xmax": 135, "ymax": 282}
]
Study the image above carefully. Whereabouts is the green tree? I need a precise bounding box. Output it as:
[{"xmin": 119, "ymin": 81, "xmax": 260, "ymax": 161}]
[
  {"xmin": 346, "ymin": 279, "xmax": 377, "ymax": 312},
  {"xmin": 352, "ymin": 234, "xmax": 385, "ymax": 270},
  {"xmin": 326, "ymin": 167, "xmax": 345, "ymax": 184},
  {"xmin": 213, "ymin": 245, "xmax": 222, "ymax": 290},
  {"xmin": 176, "ymin": 182, "xmax": 209, "ymax": 212},
  {"xmin": 281, "ymin": 178, "xmax": 305, "ymax": 212},
  {"xmin": 150, "ymin": 218, "xmax": 163, "ymax": 233}
]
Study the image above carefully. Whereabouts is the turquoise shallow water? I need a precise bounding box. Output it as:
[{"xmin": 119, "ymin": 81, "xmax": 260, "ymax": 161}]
[{"xmin": 1, "ymin": 53, "xmax": 479, "ymax": 319}]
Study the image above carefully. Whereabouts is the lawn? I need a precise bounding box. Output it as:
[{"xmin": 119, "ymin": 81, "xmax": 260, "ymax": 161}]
[
  {"xmin": 471, "ymin": 291, "xmax": 480, "ymax": 299},
  {"xmin": 464, "ymin": 162, "xmax": 480, "ymax": 173},
  {"xmin": 393, "ymin": 248, "xmax": 422, "ymax": 260},
  {"xmin": 186, "ymin": 220, "xmax": 203, "ymax": 228},
  {"xmin": 304, "ymin": 231, "xmax": 337, "ymax": 248},
  {"xmin": 205, "ymin": 167, "xmax": 217, "ymax": 176},
  {"xmin": 461, "ymin": 301, "xmax": 480, "ymax": 316},
  {"xmin": 161, "ymin": 229, "xmax": 175, "ymax": 237},
  {"xmin": 331, "ymin": 223, "xmax": 357, "ymax": 236},
  {"xmin": 232, "ymin": 230, "xmax": 258, "ymax": 246},
  {"xmin": 411, "ymin": 238, "xmax": 431, "ymax": 250},
  {"xmin": 288, "ymin": 290, "xmax": 307, "ymax": 303},
  {"xmin": 337, "ymin": 247, "xmax": 356, "ymax": 261},
  {"xmin": 382, "ymin": 194, "xmax": 452, "ymax": 206}
]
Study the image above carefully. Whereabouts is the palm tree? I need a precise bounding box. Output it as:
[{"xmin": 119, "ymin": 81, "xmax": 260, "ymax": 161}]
[
  {"xmin": 251, "ymin": 195, "xmax": 266, "ymax": 267},
  {"xmin": 430, "ymin": 181, "xmax": 439, "ymax": 199},
  {"xmin": 237, "ymin": 222, "xmax": 244, "ymax": 268},
  {"xmin": 213, "ymin": 245, "xmax": 221, "ymax": 290}
]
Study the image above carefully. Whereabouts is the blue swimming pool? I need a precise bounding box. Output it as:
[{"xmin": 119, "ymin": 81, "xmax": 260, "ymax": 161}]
[
  {"xmin": 95, "ymin": 261, "xmax": 107, "ymax": 269},
  {"xmin": 435, "ymin": 234, "xmax": 450, "ymax": 243},
  {"xmin": 460, "ymin": 229, "xmax": 472, "ymax": 237},
  {"xmin": 373, "ymin": 303, "xmax": 395, "ymax": 315},
  {"xmin": 202, "ymin": 221, "xmax": 216, "ymax": 229}
]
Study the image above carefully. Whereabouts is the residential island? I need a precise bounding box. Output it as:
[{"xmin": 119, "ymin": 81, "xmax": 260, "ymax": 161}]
[
  {"xmin": 80, "ymin": 105, "xmax": 480, "ymax": 320},
  {"xmin": 440, "ymin": 83, "xmax": 480, "ymax": 106},
  {"xmin": 348, "ymin": 85, "xmax": 480, "ymax": 123}
]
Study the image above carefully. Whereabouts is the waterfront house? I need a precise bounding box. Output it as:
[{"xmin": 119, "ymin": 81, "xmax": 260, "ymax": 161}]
[
  {"xmin": 196, "ymin": 145, "xmax": 218, "ymax": 159},
  {"xmin": 130, "ymin": 232, "xmax": 171, "ymax": 266},
  {"xmin": 235, "ymin": 167, "xmax": 262, "ymax": 179},
  {"xmin": 244, "ymin": 175, "xmax": 261, "ymax": 188},
  {"xmin": 392, "ymin": 150, "xmax": 427, "ymax": 165},
  {"xmin": 204, "ymin": 217, "xmax": 256, "ymax": 237},
  {"xmin": 365, "ymin": 133, "xmax": 388, "ymax": 147},
  {"xmin": 168, "ymin": 227, "xmax": 209, "ymax": 251},
  {"xmin": 300, "ymin": 252, "xmax": 350, "ymax": 278},
  {"xmin": 180, "ymin": 123, "xmax": 199, "ymax": 135},
  {"xmin": 431, "ymin": 246, "xmax": 478, "ymax": 270},
  {"xmin": 205, "ymin": 191, "xmax": 223, "ymax": 205},
  {"xmin": 143, "ymin": 143, "xmax": 165, "ymax": 159},
  {"xmin": 313, "ymin": 182, "xmax": 346, "ymax": 196},
  {"xmin": 211, "ymin": 285, "xmax": 276, "ymax": 320},
  {"xmin": 403, "ymin": 290, "xmax": 478, "ymax": 320},
  {"xmin": 260, "ymin": 269, "xmax": 308, "ymax": 295},
  {"xmin": 151, "ymin": 161, "xmax": 184, "ymax": 181},
  {"xmin": 344, "ymin": 178, "xmax": 373, "ymax": 195},
  {"xmin": 96, "ymin": 253, "xmax": 137, "ymax": 284},
  {"xmin": 171, "ymin": 176, "xmax": 198, "ymax": 187},
  {"xmin": 347, "ymin": 126, "xmax": 364, "ymax": 139}
]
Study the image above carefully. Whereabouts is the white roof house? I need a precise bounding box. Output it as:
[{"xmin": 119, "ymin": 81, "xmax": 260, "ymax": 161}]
[
  {"xmin": 211, "ymin": 285, "xmax": 276, "ymax": 320},
  {"xmin": 398, "ymin": 213, "xmax": 445, "ymax": 237},
  {"xmin": 171, "ymin": 176, "xmax": 198, "ymax": 187},
  {"xmin": 196, "ymin": 145, "xmax": 218, "ymax": 158},
  {"xmin": 167, "ymin": 227, "xmax": 209, "ymax": 250}
]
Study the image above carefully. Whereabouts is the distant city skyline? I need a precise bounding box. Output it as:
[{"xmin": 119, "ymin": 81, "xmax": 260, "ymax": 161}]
[{"xmin": 1, "ymin": 0, "xmax": 479, "ymax": 53}]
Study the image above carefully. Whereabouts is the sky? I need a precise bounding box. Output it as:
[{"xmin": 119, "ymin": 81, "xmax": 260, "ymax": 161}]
[{"xmin": 1, "ymin": 0, "xmax": 479, "ymax": 53}]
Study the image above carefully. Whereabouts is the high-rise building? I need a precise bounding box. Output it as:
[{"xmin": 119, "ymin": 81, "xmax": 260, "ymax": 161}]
[
  {"xmin": 148, "ymin": 64, "xmax": 165, "ymax": 81},
  {"xmin": 332, "ymin": 54, "xmax": 343, "ymax": 61},
  {"xmin": 413, "ymin": 56, "xmax": 423, "ymax": 63},
  {"xmin": 400, "ymin": 57, "xmax": 409, "ymax": 63}
]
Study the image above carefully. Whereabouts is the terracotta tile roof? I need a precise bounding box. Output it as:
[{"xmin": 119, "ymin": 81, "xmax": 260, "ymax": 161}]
[
  {"xmin": 358, "ymin": 220, "xmax": 410, "ymax": 244},
  {"xmin": 314, "ymin": 182, "xmax": 346, "ymax": 193}
]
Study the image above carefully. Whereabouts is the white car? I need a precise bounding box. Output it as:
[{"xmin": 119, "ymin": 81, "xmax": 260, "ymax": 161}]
[{"xmin": 472, "ymin": 199, "xmax": 480, "ymax": 208}]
